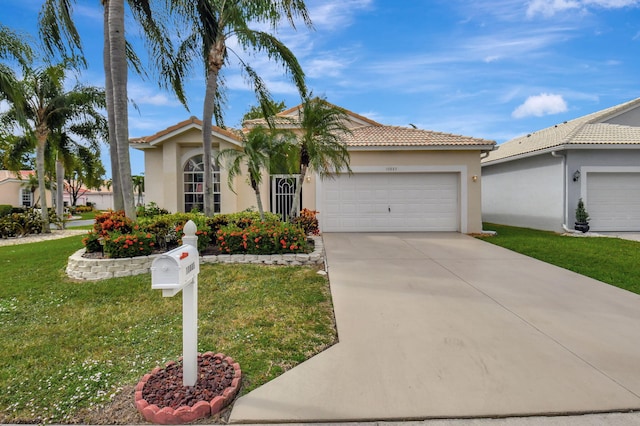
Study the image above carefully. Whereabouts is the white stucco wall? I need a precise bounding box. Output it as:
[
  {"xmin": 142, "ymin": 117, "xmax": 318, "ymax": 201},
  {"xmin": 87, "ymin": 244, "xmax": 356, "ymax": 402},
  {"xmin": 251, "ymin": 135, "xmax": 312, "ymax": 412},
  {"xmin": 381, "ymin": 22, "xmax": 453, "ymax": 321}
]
[{"xmin": 482, "ymin": 153, "xmax": 564, "ymax": 232}]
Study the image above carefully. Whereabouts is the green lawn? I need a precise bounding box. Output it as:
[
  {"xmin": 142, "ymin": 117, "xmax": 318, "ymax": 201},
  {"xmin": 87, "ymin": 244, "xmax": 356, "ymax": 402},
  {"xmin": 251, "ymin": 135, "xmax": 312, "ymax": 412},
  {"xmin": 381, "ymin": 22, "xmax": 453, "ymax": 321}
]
[
  {"xmin": 479, "ymin": 223, "xmax": 640, "ymax": 295},
  {"xmin": 0, "ymin": 235, "xmax": 336, "ymax": 423}
]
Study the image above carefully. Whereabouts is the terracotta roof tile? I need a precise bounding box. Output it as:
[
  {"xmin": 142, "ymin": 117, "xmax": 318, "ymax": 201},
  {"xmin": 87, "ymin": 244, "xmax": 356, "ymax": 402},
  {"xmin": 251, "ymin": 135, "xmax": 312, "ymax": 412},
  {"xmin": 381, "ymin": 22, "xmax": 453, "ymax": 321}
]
[
  {"xmin": 0, "ymin": 170, "xmax": 34, "ymax": 182},
  {"xmin": 344, "ymin": 126, "xmax": 496, "ymax": 148},
  {"xmin": 484, "ymin": 97, "xmax": 640, "ymax": 163}
]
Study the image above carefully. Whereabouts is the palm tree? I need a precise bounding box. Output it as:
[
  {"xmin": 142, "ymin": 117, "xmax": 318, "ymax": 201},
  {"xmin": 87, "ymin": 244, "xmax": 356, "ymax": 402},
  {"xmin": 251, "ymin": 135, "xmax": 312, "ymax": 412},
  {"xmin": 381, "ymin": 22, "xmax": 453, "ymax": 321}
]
[
  {"xmin": 1, "ymin": 62, "xmax": 106, "ymax": 232},
  {"xmin": 39, "ymin": 0, "xmax": 178, "ymax": 220},
  {"xmin": 167, "ymin": 0, "xmax": 312, "ymax": 216},
  {"xmin": 288, "ymin": 96, "xmax": 353, "ymax": 220},
  {"xmin": 217, "ymin": 126, "xmax": 294, "ymax": 219},
  {"xmin": 0, "ymin": 25, "xmax": 32, "ymax": 122},
  {"xmin": 49, "ymin": 130, "xmax": 106, "ymax": 216}
]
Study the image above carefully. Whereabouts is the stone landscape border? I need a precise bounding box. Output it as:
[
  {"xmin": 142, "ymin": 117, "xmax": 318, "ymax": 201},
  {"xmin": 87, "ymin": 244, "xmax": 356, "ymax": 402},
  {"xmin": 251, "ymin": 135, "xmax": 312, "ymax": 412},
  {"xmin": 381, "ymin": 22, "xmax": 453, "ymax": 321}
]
[{"xmin": 66, "ymin": 236, "xmax": 324, "ymax": 281}]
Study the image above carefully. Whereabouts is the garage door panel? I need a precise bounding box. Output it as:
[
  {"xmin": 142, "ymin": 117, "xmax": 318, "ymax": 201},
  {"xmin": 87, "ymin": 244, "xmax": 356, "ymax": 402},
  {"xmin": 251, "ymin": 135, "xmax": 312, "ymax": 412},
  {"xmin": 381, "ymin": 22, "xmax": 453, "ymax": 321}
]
[
  {"xmin": 321, "ymin": 173, "xmax": 459, "ymax": 232},
  {"xmin": 587, "ymin": 172, "xmax": 640, "ymax": 231}
]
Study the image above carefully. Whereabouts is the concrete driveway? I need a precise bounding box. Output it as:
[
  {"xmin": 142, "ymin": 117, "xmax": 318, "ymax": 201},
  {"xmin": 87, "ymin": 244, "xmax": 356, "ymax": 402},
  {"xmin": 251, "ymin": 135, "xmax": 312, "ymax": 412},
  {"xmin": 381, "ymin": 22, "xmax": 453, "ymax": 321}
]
[{"xmin": 229, "ymin": 233, "xmax": 640, "ymax": 423}]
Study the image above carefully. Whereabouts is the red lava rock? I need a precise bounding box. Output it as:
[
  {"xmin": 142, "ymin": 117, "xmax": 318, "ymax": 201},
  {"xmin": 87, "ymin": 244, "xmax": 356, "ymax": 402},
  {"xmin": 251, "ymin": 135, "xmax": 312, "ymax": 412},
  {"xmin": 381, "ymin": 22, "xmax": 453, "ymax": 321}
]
[{"xmin": 134, "ymin": 352, "xmax": 242, "ymax": 424}]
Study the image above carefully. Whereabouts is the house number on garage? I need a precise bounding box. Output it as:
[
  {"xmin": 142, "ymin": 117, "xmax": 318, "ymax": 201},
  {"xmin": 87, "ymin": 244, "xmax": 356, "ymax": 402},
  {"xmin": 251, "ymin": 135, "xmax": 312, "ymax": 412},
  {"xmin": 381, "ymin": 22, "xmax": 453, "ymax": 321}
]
[{"xmin": 386, "ymin": 167, "xmax": 398, "ymax": 172}]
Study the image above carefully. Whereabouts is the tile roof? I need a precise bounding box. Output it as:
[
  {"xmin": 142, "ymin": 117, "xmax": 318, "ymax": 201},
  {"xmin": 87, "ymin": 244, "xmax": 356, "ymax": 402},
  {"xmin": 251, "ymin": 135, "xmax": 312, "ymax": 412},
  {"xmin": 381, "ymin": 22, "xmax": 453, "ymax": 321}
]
[
  {"xmin": 0, "ymin": 170, "xmax": 34, "ymax": 182},
  {"xmin": 344, "ymin": 125, "xmax": 496, "ymax": 148},
  {"xmin": 130, "ymin": 116, "xmax": 241, "ymax": 145},
  {"xmin": 244, "ymin": 101, "xmax": 494, "ymax": 149},
  {"xmin": 484, "ymin": 97, "xmax": 640, "ymax": 163}
]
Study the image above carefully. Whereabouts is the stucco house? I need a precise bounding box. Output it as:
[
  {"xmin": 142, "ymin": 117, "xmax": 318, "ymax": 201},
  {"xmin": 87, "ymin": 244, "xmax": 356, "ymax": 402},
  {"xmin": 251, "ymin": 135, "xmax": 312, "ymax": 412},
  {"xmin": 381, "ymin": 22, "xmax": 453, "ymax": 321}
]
[
  {"xmin": 0, "ymin": 170, "xmax": 52, "ymax": 208},
  {"xmin": 482, "ymin": 97, "xmax": 640, "ymax": 232},
  {"xmin": 131, "ymin": 103, "xmax": 495, "ymax": 233}
]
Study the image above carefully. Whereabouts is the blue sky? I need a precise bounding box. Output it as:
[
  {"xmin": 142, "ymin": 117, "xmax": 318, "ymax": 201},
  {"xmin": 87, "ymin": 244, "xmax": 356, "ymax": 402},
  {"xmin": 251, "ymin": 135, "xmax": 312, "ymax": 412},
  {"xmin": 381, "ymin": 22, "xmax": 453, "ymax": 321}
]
[{"xmin": 3, "ymin": 0, "xmax": 640, "ymax": 177}]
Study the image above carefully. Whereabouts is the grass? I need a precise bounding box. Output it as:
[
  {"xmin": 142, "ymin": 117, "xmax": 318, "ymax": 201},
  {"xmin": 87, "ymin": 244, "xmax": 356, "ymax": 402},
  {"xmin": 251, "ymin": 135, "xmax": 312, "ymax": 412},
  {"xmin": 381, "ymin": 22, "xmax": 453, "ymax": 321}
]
[
  {"xmin": 0, "ymin": 235, "xmax": 336, "ymax": 423},
  {"xmin": 479, "ymin": 223, "xmax": 640, "ymax": 295}
]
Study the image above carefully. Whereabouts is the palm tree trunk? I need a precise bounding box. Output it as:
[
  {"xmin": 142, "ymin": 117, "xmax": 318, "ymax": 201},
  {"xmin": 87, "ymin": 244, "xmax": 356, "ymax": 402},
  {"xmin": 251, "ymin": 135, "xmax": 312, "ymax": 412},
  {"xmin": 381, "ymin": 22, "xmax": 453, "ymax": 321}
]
[
  {"xmin": 288, "ymin": 165, "xmax": 306, "ymax": 221},
  {"xmin": 103, "ymin": 0, "xmax": 123, "ymax": 211},
  {"xmin": 252, "ymin": 178, "xmax": 265, "ymax": 220},
  {"xmin": 55, "ymin": 157, "xmax": 64, "ymax": 221},
  {"xmin": 202, "ymin": 38, "xmax": 225, "ymax": 217},
  {"xmin": 35, "ymin": 127, "xmax": 51, "ymax": 233},
  {"xmin": 108, "ymin": 0, "xmax": 136, "ymax": 219}
]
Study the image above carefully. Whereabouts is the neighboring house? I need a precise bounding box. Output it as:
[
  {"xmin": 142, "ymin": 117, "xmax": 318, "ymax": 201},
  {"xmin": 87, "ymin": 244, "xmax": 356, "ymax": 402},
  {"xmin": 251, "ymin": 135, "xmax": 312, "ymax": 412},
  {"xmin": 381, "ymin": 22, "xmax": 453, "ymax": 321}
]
[
  {"xmin": 131, "ymin": 103, "xmax": 495, "ymax": 233},
  {"xmin": 0, "ymin": 170, "xmax": 53, "ymax": 208},
  {"xmin": 63, "ymin": 185, "xmax": 115, "ymax": 211},
  {"xmin": 482, "ymin": 97, "xmax": 640, "ymax": 232}
]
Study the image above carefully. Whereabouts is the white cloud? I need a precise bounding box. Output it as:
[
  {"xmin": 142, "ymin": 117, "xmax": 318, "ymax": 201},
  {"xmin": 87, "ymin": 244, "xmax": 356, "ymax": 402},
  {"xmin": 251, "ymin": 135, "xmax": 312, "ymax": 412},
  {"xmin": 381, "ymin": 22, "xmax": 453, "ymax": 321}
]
[
  {"xmin": 512, "ymin": 93, "xmax": 568, "ymax": 118},
  {"xmin": 526, "ymin": 0, "xmax": 640, "ymax": 17},
  {"xmin": 306, "ymin": 0, "xmax": 373, "ymax": 30},
  {"xmin": 305, "ymin": 57, "xmax": 350, "ymax": 78},
  {"xmin": 128, "ymin": 84, "xmax": 181, "ymax": 107}
]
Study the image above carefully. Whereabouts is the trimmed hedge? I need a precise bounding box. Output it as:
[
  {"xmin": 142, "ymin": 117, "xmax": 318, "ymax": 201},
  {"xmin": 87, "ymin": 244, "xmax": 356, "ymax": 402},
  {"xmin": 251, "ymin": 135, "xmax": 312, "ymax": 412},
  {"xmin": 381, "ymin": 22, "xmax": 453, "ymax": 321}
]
[
  {"xmin": 217, "ymin": 221, "xmax": 309, "ymax": 255},
  {"xmin": 0, "ymin": 205, "xmax": 12, "ymax": 218}
]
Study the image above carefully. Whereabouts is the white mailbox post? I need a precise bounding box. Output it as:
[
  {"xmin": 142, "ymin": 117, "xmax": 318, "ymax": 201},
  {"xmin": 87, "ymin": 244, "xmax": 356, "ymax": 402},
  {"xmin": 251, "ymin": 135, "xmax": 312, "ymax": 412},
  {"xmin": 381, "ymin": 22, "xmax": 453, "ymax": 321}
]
[{"xmin": 150, "ymin": 220, "xmax": 200, "ymax": 387}]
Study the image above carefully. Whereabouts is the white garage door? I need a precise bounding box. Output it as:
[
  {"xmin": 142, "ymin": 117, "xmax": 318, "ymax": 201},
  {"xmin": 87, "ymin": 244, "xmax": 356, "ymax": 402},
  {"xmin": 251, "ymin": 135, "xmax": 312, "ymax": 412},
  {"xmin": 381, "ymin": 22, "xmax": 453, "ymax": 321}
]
[
  {"xmin": 321, "ymin": 173, "xmax": 459, "ymax": 232},
  {"xmin": 587, "ymin": 172, "xmax": 640, "ymax": 231}
]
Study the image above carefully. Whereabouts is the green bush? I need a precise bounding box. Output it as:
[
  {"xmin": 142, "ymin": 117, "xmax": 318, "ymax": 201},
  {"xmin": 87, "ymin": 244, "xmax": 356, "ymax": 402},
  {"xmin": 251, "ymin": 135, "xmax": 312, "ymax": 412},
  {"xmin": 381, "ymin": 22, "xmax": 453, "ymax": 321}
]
[
  {"xmin": 82, "ymin": 232, "xmax": 103, "ymax": 253},
  {"xmin": 0, "ymin": 205, "xmax": 12, "ymax": 217},
  {"xmin": 206, "ymin": 211, "xmax": 281, "ymax": 236},
  {"xmin": 138, "ymin": 212, "xmax": 209, "ymax": 251},
  {"xmin": 0, "ymin": 209, "xmax": 43, "ymax": 238},
  {"xmin": 136, "ymin": 202, "xmax": 170, "ymax": 218},
  {"xmin": 103, "ymin": 230, "xmax": 156, "ymax": 258},
  {"xmin": 217, "ymin": 221, "xmax": 309, "ymax": 255},
  {"xmin": 73, "ymin": 205, "xmax": 94, "ymax": 213}
]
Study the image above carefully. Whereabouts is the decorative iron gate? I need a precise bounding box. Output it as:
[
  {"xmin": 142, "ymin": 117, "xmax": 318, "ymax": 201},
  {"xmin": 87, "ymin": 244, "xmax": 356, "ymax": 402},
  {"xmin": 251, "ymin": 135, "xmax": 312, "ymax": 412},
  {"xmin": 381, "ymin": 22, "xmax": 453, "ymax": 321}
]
[{"xmin": 271, "ymin": 174, "xmax": 301, "ymax": 219}]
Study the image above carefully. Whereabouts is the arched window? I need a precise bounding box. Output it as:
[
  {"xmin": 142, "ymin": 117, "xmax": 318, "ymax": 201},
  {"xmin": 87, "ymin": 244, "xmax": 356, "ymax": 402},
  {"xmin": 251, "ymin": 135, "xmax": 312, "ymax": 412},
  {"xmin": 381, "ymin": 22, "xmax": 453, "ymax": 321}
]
[{"xmin": 184, "ymin": 154, "xmax": 220, "ymax": 213}]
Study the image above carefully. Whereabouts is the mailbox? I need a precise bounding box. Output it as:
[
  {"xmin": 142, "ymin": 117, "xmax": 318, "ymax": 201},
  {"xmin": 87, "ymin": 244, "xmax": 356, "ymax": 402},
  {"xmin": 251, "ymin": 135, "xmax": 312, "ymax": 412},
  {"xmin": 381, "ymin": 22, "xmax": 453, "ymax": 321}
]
[{"xmin": 151, "ymin": 244, "xmax": 200, "ymax": 297}]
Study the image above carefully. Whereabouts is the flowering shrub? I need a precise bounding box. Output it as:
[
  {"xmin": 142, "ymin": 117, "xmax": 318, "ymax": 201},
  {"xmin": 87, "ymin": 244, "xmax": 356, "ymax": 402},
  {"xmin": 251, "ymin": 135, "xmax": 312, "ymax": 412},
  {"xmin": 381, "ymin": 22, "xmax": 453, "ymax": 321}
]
[
  {"xmin": 103, "ymin": 231, "xmax": 156, "ymax": 258},
  {"xmin": 93, "ymin": 210, "xmax": 133, "ymax": 237},
  {"xmin": 174, "ymin": 222, "xmax": 211, "ymax": 253},
  {"xmin": 217, "ymin": 221, "xmax": 309, "ymax": 255},
  {"xmin": 206, "ymin": 211, "xmax": 281, "ymax": 236},
  {"xmin": 293, "ymin": 209, "xmax": 320, "ymax": 235},
  {"xmin": 73, "ymin": 205, "xmax": 94, "ymax": 213}
]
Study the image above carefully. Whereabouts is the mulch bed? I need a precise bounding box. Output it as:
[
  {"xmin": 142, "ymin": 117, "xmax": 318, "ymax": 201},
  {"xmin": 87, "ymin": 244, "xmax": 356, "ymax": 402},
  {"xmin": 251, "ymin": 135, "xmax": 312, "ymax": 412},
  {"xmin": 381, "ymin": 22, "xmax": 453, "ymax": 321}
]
[
  {"xmin": 135, "ymin": 352, "xmax": 242, "ymax": 424},
  {"xmin": 141, "ymin": 354, "xmax": 235, "ymax": 409}
]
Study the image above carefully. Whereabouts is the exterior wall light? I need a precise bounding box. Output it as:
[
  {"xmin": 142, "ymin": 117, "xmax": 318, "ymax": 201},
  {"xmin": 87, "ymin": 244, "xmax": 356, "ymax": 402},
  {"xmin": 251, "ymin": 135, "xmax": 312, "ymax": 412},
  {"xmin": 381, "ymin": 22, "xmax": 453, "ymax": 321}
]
[
  {"xmin": 472, "ymin": 175, "xmax": 478, "ymax": 182},
  {"xmin": 573, "ymin": 170, "xmax": 581, "ymax": 182}
]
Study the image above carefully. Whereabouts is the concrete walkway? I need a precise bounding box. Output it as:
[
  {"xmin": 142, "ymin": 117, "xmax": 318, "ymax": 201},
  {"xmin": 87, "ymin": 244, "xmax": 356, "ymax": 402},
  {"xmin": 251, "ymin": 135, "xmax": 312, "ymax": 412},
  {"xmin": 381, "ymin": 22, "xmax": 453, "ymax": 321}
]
[{"xmin": 229, "ymin": 233, "xmax": 640, "ymax": 423}]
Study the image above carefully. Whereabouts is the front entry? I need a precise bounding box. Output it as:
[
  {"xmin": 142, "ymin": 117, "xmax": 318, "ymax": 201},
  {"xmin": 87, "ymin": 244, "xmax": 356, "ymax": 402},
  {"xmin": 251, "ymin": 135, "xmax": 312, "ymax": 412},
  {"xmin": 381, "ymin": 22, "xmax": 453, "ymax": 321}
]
[{"xmin": 271, "ymin": 175, "xmax": 301, "ymax": 219}]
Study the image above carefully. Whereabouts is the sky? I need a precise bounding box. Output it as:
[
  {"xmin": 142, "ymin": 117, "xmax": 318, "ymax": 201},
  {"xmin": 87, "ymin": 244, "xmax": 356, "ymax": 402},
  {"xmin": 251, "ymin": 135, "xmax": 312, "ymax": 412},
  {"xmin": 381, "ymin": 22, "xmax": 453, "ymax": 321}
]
[{"xmin": 3, "ymin": 0, "xmax": 640, "ymax": 177}]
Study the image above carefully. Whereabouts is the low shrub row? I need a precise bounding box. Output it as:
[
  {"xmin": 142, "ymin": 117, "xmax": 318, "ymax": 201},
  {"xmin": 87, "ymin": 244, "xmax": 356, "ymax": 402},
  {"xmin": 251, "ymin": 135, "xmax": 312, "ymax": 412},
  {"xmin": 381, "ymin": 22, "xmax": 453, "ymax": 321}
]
[
  {"xmin": 0, "ymin": 208, "xmax": 66, "ymax": 239},
  {"xmin": 0, "ymin": 209, "xmax": 44, "ymax": 238},
  {"xmin": 72, "ymin": 205, "xmax": 94, "ymax": 214},
  {"xmin": 0, "ymin": 205, "xmax": 12, "ymax": 217},
  {"xmin": 217, "ymin": 221, "xmax": 309, "ymax": 255},
  {"xmin": 82, "ymin": 209, "xmax": 317, "ymax": 258}
]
